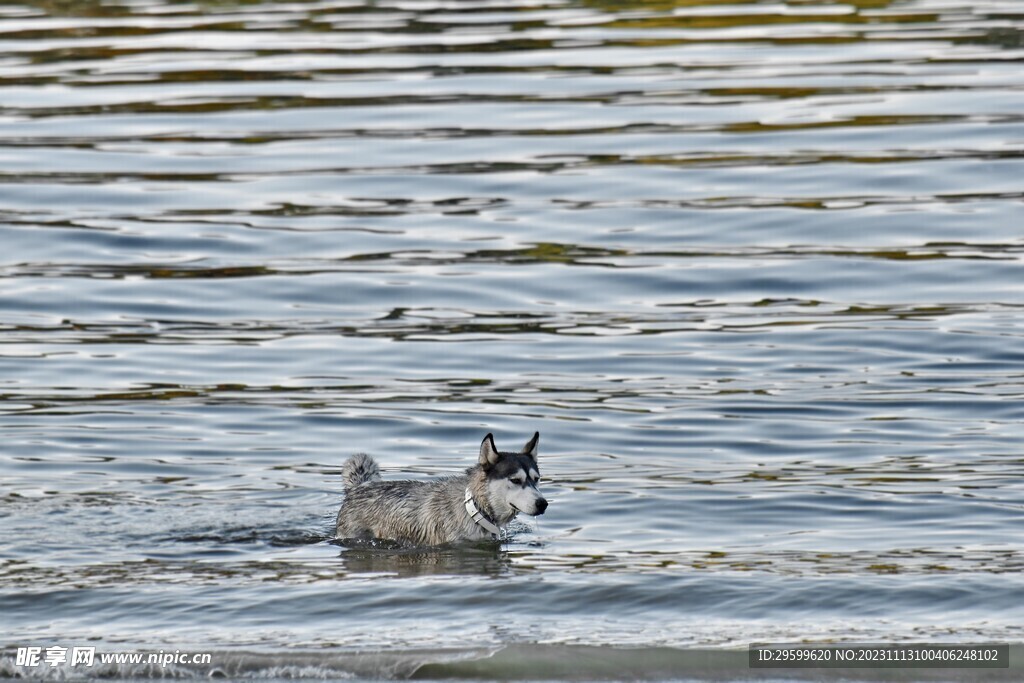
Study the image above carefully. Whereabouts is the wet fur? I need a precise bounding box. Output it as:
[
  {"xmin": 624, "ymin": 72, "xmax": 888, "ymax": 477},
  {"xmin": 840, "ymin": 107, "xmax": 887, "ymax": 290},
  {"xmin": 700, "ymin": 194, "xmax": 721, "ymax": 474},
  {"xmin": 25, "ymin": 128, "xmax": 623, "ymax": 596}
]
[{"xmin": 336, "ymin": 433, "xmax": 545, "ymax": 546}]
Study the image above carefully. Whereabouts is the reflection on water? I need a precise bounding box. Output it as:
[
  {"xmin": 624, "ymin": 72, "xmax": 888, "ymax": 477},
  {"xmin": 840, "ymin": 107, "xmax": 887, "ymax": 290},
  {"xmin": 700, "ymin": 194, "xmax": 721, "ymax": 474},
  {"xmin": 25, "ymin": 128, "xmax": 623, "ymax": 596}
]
[
  {"xmin": 336, "ymin": 543, "xmax": 515, "ymax": 578},
  {"xmin": 1, "ymin": 0, "xmax": 1024, "ymax": 672}
]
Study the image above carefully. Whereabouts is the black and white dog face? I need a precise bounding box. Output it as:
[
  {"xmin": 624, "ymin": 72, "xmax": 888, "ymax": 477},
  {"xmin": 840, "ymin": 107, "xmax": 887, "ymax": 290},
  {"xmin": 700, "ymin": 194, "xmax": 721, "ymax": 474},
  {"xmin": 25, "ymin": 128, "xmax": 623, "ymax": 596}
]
[{"xmin": 479, "ymin": 432, "xmax": 548, "ymax": 518}]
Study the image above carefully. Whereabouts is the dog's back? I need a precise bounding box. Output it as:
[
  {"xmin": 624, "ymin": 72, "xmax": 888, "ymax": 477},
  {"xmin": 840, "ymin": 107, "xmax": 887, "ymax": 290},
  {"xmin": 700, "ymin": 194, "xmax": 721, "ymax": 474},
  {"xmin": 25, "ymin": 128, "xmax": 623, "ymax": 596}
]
[{"xmin": 336, "ymin": 468, "xmax": 470, "ymax": 546}]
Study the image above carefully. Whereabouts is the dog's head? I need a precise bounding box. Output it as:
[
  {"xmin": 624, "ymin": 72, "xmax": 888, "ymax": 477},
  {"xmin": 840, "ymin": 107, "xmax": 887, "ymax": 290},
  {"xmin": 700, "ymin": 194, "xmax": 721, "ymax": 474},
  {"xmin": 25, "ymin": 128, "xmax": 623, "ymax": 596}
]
[{"xmin": 478, "ymin": 432, "xmax": 548, "ymax": 518}]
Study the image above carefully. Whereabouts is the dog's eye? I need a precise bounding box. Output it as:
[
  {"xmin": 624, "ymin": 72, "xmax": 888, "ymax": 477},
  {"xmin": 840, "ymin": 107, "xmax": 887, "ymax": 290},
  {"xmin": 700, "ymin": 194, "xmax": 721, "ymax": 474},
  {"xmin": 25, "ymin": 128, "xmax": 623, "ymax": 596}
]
[{"xmin": 511, "ymin": 477, "xmax": 525, "ymax": 486}]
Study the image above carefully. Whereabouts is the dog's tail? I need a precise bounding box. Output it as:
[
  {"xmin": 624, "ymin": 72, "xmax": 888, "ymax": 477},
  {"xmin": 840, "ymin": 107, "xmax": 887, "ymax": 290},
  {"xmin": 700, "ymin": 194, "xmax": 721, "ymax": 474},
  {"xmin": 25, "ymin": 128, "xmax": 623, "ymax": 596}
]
[{"xmin": 341, "ymin": 453, "xmax": 381, "ymax": 492}]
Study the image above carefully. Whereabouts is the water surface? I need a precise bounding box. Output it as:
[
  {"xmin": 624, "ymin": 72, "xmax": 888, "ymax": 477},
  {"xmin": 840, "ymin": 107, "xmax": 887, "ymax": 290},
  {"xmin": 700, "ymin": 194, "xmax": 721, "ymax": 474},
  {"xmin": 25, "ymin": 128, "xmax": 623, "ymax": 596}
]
[{"xmin": 1, "ymin": 0, "xmax": 1023, "ymax": 678}]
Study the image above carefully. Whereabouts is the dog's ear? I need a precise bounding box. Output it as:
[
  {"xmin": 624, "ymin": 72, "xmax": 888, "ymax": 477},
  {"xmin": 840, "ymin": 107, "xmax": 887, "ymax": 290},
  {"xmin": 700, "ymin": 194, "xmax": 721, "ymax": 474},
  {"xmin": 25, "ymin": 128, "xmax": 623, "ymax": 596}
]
[
  {"xmin": 521, "ymin": 432, "xmax": 539, "ymax": 460},
  {"xmin": 479, "ymin": 433, "xmax": 500, "ymax": 466}
]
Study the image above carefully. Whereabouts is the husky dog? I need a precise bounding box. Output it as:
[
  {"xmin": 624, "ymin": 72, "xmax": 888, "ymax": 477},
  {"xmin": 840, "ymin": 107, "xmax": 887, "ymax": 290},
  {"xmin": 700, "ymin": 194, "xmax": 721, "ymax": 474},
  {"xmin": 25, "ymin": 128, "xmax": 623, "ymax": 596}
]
[{"xmin": 335, "ymin": 432, "xmax": 547, "ymax": 546}]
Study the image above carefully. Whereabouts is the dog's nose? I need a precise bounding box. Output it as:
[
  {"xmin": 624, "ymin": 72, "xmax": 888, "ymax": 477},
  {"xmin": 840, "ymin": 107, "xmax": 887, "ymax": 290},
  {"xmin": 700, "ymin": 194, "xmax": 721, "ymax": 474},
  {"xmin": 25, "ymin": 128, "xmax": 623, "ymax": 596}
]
[{"xmin": 535, "ymin": 498, "xmax": 548, "ymax": 515}]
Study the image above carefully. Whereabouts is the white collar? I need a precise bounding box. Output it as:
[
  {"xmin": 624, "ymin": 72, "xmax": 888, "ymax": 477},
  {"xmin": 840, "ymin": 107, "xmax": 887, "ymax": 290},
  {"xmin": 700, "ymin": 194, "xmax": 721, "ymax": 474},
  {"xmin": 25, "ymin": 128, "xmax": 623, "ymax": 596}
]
[{"xmin": 464, "ymin": 488, "xmax": 502, "ymax": 538}]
